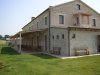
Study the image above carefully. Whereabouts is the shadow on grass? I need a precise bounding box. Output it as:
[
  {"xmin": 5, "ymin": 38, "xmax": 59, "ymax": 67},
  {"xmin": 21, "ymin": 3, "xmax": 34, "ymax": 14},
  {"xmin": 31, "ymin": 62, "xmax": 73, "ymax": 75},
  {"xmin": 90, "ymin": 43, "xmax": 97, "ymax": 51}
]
[
  {"xmin": 0, "ymin": 47, "xmax": 19, "ymax": 55},
  {"xmin": 31, "ymin": 53, "xmax": 57, "ymax": 59}
]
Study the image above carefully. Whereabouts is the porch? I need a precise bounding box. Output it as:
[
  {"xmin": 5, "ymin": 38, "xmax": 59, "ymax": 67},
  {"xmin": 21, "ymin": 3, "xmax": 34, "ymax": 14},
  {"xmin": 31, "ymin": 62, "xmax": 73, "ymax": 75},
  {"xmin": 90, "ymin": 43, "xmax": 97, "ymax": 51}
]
[{"xmin": 10, "ymin": 29, "xmax": 48, "ymax": 53}]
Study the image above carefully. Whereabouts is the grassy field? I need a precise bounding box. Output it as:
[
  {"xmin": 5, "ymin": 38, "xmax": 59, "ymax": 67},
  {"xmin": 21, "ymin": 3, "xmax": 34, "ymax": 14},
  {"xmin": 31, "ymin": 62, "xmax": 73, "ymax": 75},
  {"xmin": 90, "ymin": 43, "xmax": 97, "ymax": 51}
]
[
  {"xmin": 0, "ymin": 43, "xmax": 100, "ymax": 75},
  {"xmin": 0, "ymin": 40, "xmax": 6, "ymax": 45}
]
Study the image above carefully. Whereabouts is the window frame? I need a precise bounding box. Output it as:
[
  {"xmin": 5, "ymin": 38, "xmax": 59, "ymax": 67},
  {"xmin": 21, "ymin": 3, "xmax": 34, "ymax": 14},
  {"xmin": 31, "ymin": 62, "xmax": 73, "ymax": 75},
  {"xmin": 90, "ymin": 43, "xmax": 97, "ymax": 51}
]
[
  {"xmin": 45, "ymin": 17, "xmax": 48, "ymax": 25},
  {"xmin": 77, "ymin": 4, "xmax": 81, "ymax": 10},
  {"xmin": 92, "ymin": 19, "xmax": 96, "ymax": 27},
  {"xmin": 59, "ymin": 15, "xmax": 64, "ymax": 24}
]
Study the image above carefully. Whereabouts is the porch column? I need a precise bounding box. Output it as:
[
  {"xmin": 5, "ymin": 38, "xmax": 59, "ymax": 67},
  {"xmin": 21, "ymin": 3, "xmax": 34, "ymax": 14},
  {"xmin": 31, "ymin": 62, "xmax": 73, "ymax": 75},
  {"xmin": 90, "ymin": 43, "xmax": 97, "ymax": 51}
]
[
  {"xmin": 79, "ymin": 14, "xmax": 82, "ymax": 25},
  {"xmin": 19, "ymin": 31, "xmax": 22, "ymax": 53}
]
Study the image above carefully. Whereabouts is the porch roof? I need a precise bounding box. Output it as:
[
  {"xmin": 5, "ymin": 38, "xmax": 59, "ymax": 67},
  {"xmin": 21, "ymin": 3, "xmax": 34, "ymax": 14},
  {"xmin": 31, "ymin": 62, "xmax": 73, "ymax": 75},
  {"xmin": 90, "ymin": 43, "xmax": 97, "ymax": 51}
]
[{"xmin": 11, "ymin": 29, "xmax": 46, "ymax": 38}]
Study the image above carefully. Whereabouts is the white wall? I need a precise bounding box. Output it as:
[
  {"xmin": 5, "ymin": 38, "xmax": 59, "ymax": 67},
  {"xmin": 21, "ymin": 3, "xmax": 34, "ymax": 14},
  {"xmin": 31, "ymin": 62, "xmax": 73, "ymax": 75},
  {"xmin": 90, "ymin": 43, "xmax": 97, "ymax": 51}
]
[{"xmin": 70, "ymin": 30, "xmax": 100, "ymax": 56}]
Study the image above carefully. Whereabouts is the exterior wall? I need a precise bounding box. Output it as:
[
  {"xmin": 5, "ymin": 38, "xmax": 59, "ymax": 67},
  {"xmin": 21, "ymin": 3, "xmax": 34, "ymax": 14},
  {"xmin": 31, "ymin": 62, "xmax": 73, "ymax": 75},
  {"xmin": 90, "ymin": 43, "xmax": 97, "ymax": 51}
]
[
  {"xmin": 22, "ymin": 10, "xmax": 49, "ymax": 32},
  {"xmin": 50, "ymin": 2, "xmax": 74, "ymax": 27},
  {"xmin": 73, "ymin": 1, "xmax": 100, "ymax": 27},
  {"xmin": 50, "ymin": 0, "xmax": 100, "ymax": 28},
  {"xmin": 50, "ymin": 28, "xmax": 69, "ymax": 56},
  {"xmin": 39, "ymin": 30, "xmax": 50, "ymax": 53},
  {"xmin": 70, "ymin": 30, "xmax": 100, "ymax": 56}
]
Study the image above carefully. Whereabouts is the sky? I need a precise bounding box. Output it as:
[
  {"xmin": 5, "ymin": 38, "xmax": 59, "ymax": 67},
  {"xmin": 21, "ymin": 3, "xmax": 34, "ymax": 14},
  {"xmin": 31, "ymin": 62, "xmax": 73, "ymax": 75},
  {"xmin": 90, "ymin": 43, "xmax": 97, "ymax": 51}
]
[{"xmin": 0, "ymin": 0, "xmax": 100, "ymax": 36}]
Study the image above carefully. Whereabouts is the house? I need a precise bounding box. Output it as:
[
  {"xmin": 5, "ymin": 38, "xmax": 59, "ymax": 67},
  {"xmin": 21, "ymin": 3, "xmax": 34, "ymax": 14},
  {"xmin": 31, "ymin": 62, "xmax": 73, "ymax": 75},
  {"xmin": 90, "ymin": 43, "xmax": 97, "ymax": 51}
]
[{"xmin": 11, "ymin": 0, "xmax": 100, "ymax": 56}]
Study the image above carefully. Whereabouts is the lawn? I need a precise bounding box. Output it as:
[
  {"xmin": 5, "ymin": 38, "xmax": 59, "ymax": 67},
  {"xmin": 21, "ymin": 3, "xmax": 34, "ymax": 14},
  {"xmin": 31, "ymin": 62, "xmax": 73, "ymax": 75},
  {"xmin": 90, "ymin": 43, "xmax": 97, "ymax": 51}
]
[{"xmin": 0, "ymin": 43, "xmax": 100, "ymax": 75}]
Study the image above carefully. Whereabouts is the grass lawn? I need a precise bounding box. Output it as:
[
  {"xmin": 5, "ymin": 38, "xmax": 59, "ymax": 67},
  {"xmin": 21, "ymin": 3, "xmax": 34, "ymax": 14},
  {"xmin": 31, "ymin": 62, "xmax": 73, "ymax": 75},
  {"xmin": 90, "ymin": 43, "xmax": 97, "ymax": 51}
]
[{"xmin": 0, "ymin": 44, "xmax": 100, "ymax": 75}]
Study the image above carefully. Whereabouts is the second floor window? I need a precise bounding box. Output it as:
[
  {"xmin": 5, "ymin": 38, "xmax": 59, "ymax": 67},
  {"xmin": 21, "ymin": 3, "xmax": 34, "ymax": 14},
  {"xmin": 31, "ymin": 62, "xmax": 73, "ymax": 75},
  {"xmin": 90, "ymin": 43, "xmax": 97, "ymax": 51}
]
[
  {"xmin": 45, "ymin": 17, "xmax": 47, "ymax": 25},
  {"xmin": 59, "ymin": 15, "xmax": 64, "ymax": 24},
  {"xmin": 93, "ymin": 19, "xmax": 96, "ymax": 27},
  {"xmin": 77, "ymin": 4, "xmax": 81, "ymax": 10}
]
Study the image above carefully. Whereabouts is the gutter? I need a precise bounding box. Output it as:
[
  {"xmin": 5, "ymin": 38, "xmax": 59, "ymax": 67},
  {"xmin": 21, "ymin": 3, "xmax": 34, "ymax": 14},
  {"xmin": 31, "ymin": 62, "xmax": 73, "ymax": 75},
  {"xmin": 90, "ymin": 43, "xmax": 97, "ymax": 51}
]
[
  {"xmin": 48, "ymin": 7, "xmax": 51, "ymax": 53},
  {"xmin": 68, "ymin": 27, "xmax": 70, "ymax": 56}
]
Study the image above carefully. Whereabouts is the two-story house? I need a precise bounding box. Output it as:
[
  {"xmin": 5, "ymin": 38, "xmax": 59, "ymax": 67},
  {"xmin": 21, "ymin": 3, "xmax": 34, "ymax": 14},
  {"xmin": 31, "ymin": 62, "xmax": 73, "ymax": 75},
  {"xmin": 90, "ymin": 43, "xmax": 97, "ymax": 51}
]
[{"xmin": 11, "ymin": 0, "xmax": 100, "ymax": 56}]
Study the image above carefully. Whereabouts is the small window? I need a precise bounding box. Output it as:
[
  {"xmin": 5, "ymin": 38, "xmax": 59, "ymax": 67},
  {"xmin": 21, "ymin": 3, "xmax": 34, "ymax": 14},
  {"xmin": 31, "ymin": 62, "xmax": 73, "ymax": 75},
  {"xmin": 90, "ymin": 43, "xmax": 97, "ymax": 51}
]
[
  {"xmin": 53, "ymin": 35, "xmax": 54, "ymax": 39},
  {"xmin": 77, "ymin": 4, "xmax": 80, "ymax": 10},
  {"xmin": 56, "ymin": 35, "xmax": 59, "ymax": 39},
  {"xmin": 45, "ymin": 17, "xmax": 47, "ymax": 25},
  {"xmin": 92, "ymin": 19, "xmax": 96, "ymax": 26},
  {"xmin": 59, "ymin": 15, "xmax": 64, "ymax": 24},
  {"xmin": 62, "ymin": 34, "xmax": 64, "ymax": 39},
  {"xmin": 72, "ymin": 34, "xmax": 76, "ymax": 38}
]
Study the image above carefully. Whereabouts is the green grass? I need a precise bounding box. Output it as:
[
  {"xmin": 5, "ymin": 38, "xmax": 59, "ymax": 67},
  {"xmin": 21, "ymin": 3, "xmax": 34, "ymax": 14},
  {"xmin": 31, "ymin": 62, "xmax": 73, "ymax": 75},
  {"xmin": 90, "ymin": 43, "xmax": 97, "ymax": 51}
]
[{"xmin": 0, "ymin": 44, "xmax": 100, "ymax": 75}]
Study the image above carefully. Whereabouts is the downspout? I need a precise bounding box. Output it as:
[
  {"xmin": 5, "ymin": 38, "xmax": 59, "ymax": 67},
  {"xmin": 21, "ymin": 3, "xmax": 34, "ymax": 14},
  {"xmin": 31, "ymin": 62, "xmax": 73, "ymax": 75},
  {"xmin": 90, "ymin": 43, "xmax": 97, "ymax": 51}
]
[
  {"xmin": 68, "ymin": 28, "xmax": 70, "ymax": 56},
  {"xmin": 19, "ymin": 31, "xmax": 22, "ymax": 54},
  {"xmin": 48, "ymin": 7, "xmax": 51, "ymax": 53}
]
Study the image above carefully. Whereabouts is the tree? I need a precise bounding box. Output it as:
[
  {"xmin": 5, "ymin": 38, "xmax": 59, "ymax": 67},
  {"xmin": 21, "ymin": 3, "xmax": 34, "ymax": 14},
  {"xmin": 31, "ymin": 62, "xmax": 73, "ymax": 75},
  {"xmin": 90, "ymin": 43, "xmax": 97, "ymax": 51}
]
[
  {"xmin": 0, "ymin": 35, "xmax": 3, "ymax": 39},
  {"xmin": 4, "ymin": 35, "xmax": 10, "ymax": 39}
]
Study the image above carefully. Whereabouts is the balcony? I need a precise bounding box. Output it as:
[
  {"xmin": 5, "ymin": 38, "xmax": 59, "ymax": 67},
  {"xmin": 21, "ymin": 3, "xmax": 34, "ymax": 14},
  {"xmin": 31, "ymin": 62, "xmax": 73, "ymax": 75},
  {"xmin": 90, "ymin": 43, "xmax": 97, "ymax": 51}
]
[{"xmin": 72, "ymin": 23, "xmax": 92, "ymax": 28}]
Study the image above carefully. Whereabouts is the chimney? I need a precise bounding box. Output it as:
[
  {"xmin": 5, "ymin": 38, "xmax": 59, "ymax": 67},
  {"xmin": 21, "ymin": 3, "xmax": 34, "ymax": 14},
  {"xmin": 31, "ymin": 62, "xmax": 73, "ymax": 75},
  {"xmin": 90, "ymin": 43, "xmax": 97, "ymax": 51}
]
[
  {"xmin": 74, "ymin": 0, "xmax": 81, "ymax": 1},
  {"xmin": 31, "ymin": 17, "xmax": 35, "ymax": 20}
]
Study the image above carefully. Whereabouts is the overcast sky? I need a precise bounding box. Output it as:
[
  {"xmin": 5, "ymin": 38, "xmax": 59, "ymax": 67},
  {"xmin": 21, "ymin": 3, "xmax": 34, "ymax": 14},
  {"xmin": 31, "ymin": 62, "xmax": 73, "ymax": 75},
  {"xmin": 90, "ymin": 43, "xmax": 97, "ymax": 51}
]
[{"xmin": 0, "ymin": 0, "xmax": 100, "ymax": 36}]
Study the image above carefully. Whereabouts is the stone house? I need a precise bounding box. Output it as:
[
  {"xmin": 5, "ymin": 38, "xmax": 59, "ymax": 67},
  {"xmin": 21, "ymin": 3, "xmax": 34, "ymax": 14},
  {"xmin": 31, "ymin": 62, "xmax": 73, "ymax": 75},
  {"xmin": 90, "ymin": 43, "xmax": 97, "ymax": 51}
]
[{"xmin": 11, "ymin": 0, "xmax": 100, "ymax": 56}]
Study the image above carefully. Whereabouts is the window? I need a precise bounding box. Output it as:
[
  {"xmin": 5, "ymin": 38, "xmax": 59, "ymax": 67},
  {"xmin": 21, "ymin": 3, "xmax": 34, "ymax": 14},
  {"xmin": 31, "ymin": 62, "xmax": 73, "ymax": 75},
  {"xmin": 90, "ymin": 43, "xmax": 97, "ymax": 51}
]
[
  {"xmin": 56, "ymin": 35, "xmax": 59, "ymax": 39},
  {"xmin": 53, "ymin": 35, "xmax": 54, "ymax": 39},
  {"xmin": 45, "ymin": 17, "xmax": 47, "ymax": 25},
  {"xmin": 77, "ymin": 4, "xmax": 80, "ymax": 10},
  {"xmin": 59, "ymin": 15, "xmax": 64, "ymax": 24},
  {"xmin": 72, "ymin": 34, "xmax": 76, "ymax": 38},
  {"xmin": 62, "ymin": 34, "xmax": 64, "ymax": 39},
  {"xmin": 93, "ymin": 19, "xmax": 96, "ymax": 26}
]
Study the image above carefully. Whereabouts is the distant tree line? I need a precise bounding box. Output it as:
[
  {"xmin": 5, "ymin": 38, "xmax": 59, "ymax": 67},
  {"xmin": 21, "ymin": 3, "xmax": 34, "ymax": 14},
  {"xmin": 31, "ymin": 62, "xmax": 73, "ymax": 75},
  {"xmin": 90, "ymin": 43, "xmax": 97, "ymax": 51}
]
[{"xmin": 0, "ymin": 35, "xmax": 10, "ymax": 40}]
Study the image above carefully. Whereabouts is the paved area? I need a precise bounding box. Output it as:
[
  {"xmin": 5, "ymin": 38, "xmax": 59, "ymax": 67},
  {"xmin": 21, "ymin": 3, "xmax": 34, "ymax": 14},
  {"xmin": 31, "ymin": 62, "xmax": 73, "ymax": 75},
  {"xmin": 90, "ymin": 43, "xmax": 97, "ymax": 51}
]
[
  {"xmin": 45, "ymin": 53, "xmax": 100, "ymax": 59},
  {"xmin": 60, "ymin": 54, "xmax": 100, "ymax": 59}
]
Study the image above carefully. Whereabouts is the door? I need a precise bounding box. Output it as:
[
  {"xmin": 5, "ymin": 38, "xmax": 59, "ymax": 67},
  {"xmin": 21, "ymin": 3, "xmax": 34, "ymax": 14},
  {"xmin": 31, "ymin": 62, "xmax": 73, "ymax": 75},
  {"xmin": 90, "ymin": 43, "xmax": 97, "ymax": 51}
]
[
  {"xmin": 97, "ymin": 35, "xmax": 100, "ymax": 52},
  {"xmin": 45, "ymin": 35, "xmax": 47, "ymax": 52}
]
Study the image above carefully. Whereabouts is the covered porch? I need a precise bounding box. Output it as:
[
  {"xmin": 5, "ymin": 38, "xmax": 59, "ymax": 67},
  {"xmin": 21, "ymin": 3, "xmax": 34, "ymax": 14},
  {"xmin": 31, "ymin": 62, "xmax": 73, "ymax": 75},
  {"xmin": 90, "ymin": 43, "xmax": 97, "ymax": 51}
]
[{"xmin": 10, "ymin": 29, "xmax": 47, "ymax": 53}]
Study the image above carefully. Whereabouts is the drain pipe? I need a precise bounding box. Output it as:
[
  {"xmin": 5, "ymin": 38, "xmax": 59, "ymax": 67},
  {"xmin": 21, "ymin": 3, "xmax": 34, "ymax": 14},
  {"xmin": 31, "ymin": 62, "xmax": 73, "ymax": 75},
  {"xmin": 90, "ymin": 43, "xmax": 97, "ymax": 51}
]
[
  {"xmin": 68, "ymin": 28, "xmax": 70, "ymax": 56},
  {"xmin": 19, "ymin": 31, "xmax": 22, "ymax": 54},
  {"xmin": 48, "ymin": 7, "xmax": 51, "ymax": 53}
]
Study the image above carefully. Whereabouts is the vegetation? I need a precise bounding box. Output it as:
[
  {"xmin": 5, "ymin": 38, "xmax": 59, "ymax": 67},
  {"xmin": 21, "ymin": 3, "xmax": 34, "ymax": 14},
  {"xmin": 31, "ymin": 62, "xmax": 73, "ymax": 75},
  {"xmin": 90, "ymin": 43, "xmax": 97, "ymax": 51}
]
[
  {"xmin": 0, "ymin": 35, "xmax": 10, "ymax": 40},
  {"xmin": 0, "ymin": 43, "xmax": 100, "ymax": 75},
  {"xmin": 0, "ymin": 35, "xmax": 3, "ymax": 39}
]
